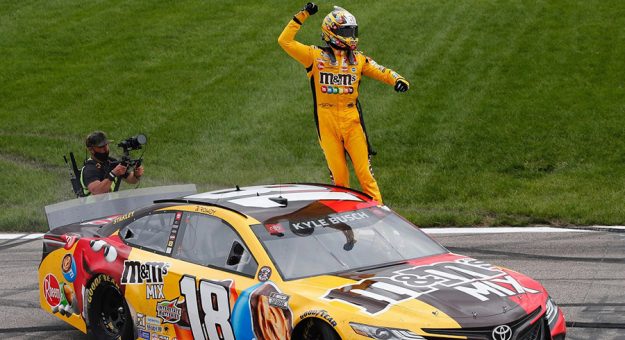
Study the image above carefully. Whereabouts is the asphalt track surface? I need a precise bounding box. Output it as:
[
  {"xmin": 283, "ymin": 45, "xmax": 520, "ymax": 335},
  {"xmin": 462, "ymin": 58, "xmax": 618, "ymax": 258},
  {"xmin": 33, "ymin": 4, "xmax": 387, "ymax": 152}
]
[{"xmin": 1, "ymin": 228, "xmax": 623, "ymax": 340}]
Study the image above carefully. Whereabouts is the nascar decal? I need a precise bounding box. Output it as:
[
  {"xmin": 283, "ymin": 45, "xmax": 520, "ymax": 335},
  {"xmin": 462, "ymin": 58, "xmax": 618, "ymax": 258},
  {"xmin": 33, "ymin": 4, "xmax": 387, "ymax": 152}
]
[{"xmin": 324, "ymin": 258, "xmax": 540, "ymax": 315}]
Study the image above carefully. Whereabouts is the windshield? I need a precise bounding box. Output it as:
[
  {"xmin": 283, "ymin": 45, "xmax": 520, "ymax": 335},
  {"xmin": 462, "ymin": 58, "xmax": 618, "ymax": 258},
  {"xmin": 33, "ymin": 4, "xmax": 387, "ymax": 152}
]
[{"xmin": 252, "ymin": 206, "xmax": 447, "ymax": 280}]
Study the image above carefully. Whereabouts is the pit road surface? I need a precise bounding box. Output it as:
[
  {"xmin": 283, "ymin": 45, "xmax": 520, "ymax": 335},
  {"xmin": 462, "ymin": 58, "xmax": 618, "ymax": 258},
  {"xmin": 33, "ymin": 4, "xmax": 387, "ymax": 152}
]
[{"xmin": 1, "ymin": 228, "xmax": 623, "ymax": 339}]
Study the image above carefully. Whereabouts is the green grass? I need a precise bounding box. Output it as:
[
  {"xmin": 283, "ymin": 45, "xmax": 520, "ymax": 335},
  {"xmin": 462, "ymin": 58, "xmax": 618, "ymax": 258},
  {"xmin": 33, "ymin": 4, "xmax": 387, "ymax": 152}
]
[{"xmin": 2, "ymin": 0, "xmax": 625, "ymax": 231}]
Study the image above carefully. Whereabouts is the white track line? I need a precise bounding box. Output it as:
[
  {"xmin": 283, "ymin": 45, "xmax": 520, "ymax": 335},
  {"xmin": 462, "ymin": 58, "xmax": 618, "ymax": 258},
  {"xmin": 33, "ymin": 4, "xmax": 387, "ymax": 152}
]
[
  {"xmin": 0, "ymin": 233, "xmax": 44, "ymax": 240},
  {"xmin": 423, "ymin": 227, "xmax": 593, "ymax": 234}
]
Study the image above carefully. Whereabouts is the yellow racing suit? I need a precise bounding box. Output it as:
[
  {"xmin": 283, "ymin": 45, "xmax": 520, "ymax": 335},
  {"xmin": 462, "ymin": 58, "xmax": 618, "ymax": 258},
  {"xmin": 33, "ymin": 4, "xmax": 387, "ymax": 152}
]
[{"xmin": 278, "ymin": 10, "xmax": 406, "ymax": 203}]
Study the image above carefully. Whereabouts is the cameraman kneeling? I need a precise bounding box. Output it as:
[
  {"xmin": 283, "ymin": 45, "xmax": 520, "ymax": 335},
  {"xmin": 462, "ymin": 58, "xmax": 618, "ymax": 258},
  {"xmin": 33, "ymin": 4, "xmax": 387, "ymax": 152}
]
[{"xmin": 80, "ymin": 131, "xmax": 144, "ymax": 196}]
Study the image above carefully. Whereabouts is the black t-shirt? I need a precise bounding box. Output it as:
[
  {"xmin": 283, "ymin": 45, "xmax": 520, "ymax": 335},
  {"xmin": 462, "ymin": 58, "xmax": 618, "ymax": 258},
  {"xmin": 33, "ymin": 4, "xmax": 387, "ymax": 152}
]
[{"xmin": 82, "ymin": 157, "xmax": 127, "ymax": 188}]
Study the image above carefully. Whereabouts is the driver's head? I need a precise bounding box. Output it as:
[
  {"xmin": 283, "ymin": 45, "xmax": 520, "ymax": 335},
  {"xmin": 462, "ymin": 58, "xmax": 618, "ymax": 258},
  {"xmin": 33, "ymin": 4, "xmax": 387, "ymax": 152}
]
[
  {"xmin": 85, "ymin": 131, "xmax": 110, "ymax": 161},
  {"xmin": 321, "ymin": 6, "xmax": 358, "ymax": 51}
]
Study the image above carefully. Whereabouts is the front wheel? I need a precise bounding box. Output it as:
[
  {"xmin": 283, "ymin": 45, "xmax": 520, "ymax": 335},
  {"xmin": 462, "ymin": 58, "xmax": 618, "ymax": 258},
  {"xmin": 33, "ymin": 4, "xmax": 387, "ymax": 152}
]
[
  {"xmin": 299, "ymin": 319, "xmax": 341, "ymax": 340},
  {"xmin": 87, "ymin": 275, "xmax": 133, "ymax": 340}
]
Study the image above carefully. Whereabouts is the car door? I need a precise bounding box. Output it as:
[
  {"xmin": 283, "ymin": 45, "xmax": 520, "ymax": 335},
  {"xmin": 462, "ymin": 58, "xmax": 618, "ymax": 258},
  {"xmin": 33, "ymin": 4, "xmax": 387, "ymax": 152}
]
[{"xmin": 162, "ymin": 209, "xmax": 261, "ymax": 340}]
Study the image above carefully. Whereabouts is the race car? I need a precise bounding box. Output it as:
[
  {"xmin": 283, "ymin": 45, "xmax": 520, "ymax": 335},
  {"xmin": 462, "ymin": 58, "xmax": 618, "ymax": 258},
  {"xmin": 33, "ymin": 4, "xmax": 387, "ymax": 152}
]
[{"xmin": 39, "ymin": 183, "xmax": 566, "ymax": 340}]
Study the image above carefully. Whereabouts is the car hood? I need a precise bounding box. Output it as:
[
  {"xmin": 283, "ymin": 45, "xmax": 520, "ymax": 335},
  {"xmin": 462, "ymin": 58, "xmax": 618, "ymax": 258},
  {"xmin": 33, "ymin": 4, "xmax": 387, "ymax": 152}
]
[{"xmin": 291, "ymin": 253, "xmax": 547, "ymax": 327}]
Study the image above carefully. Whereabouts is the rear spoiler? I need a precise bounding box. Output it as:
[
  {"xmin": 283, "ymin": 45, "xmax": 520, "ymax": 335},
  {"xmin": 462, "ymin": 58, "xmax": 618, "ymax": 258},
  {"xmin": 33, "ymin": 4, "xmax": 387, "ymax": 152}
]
[{"xmin": 44, "ymin": 184, "xmax": 197, "ymax": 230}]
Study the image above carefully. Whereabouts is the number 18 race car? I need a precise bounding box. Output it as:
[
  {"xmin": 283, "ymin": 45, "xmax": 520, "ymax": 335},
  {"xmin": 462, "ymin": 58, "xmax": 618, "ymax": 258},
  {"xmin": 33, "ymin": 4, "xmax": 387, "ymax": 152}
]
[{"xmin": 39, "ymin": 184, "xmax": 566, "ymax": 340}]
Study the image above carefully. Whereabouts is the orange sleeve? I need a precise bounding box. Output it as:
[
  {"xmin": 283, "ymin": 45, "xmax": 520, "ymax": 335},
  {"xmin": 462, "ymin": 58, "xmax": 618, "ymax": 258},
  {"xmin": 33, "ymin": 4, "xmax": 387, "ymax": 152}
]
[
  {"xmin": 362, "ymin": 55, "xmax": 405, "ymax": 86},
  {"xmin": 278, "ymin": 11, "xmax": 314, "ymax": 68}
]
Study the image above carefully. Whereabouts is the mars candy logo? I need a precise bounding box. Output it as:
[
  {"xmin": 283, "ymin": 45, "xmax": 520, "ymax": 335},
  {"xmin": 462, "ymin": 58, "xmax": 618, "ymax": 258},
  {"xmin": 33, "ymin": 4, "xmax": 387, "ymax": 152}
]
[{"xmin": 43, "ymin": 274, "xmax": 61, "ymax": 307}]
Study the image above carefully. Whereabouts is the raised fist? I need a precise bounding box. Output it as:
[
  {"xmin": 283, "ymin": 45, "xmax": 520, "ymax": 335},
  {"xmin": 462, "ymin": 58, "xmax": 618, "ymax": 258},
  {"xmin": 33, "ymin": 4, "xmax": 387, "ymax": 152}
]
[{"xmin": 303, "ymin": 3, "xmax": 318, "ymax": 15}]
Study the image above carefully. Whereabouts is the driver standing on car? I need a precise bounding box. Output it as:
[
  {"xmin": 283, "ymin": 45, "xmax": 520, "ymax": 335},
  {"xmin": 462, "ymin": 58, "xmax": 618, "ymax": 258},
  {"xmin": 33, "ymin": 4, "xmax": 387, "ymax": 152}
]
[
  {"xmin": 278, "ymin": 3, "xmax": 410, "ymax": 203},
  {"xmin": 80, "ymin": 131, "xmax": 144, "ymax": 196}
]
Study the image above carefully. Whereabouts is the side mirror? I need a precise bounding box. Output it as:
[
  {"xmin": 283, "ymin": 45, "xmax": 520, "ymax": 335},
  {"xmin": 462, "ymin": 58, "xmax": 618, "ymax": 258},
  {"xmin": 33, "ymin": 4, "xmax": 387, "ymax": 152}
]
[{"xmin": 226, "ymin": 241, "xmax": 245, "ymax": 266}]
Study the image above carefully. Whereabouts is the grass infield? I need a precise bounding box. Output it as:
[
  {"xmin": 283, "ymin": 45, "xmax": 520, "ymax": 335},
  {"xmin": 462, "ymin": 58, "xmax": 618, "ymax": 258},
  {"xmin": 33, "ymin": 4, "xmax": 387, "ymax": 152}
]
[{"xmin": 1, "ymin": 1, "xmax": 625, "ymax": 231}]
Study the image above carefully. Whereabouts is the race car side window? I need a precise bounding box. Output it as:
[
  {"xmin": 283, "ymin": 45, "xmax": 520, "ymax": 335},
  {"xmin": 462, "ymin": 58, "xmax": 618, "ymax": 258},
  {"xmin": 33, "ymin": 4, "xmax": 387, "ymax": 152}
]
[
  {"xmin": 121, "ymin": 211, "xmax": 175, "ymax": 254},
  {"xmin": 174, "ymin": 212, "xmax": 258, "ymax": 277}
]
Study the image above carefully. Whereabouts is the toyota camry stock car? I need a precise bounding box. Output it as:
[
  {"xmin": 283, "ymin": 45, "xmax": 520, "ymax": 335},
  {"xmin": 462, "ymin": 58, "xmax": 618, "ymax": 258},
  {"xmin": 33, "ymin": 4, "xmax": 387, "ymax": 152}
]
[{"xmin": 39, "ymin": 184, "xmax": 566, "ymax": 340}]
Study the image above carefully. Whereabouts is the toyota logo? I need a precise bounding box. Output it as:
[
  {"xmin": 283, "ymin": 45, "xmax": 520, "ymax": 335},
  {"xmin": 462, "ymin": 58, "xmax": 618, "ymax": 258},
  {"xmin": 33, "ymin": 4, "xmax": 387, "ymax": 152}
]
[{"xmin": 492, "ymin": 325, "xmax": 513, "ymax": 340}]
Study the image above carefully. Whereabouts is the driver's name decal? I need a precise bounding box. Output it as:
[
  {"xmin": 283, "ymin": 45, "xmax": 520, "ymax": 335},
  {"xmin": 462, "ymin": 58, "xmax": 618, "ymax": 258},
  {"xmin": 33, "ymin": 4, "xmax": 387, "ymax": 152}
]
[{"xmin": 291, "ymin": 211, "xmax": 369, "ymax": 230}]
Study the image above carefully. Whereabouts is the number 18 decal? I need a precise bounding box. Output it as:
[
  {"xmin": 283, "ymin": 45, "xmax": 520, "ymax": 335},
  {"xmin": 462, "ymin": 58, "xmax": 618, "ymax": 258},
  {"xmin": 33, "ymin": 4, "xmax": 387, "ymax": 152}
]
[{"xmin": 180, "ymin": 275, "xmax": 235, "ymax": 340}]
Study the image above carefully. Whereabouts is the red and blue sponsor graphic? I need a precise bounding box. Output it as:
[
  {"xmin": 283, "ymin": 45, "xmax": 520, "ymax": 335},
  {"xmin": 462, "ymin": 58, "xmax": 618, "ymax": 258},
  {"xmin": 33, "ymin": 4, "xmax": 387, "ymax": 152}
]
[
  {"xmin": 43, "ymin": 273, "xmax": 61, "ymax": 307},
  {"xmin": 61, "ymin": 254, "xmax": 77, "ymax": 282}
]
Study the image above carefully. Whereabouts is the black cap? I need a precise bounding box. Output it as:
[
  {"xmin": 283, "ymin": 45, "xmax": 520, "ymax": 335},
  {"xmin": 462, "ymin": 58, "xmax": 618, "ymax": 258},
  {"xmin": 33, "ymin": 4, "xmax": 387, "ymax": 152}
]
[{"xmin": 85, "ymin": 131, "xmax": 110, "ymax": 147}]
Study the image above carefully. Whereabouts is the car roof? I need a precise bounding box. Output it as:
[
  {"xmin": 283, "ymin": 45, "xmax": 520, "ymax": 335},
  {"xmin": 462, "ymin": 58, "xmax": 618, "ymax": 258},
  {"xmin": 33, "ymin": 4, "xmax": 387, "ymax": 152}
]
[{"xmin": 170, "ymin": 183, "xmax": 376, "ymax": 224}]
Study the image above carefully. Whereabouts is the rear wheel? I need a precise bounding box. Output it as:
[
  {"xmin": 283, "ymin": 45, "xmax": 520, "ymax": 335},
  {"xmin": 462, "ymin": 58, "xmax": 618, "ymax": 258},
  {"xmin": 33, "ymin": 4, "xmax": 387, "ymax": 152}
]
[{"xmin": 88, "ymin": 275, "xmax": 133, "ymax": 340}]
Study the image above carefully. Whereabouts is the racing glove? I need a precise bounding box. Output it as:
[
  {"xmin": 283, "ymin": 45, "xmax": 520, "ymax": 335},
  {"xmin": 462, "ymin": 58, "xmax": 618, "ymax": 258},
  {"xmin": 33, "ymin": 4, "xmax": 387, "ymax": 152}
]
[
  {"xmin": 303, "ymin": 3, "xmax": 318, "ymax": 15},
  {"xmin": 394, "ymin": 78, "xmax": 410, "ymax": 93}
]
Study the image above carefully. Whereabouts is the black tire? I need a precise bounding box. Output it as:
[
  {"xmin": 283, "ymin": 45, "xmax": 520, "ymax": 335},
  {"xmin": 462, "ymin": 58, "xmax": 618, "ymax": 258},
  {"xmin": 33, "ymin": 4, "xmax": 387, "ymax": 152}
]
[
  {"xmin": 299, "ymin": 319, "xmax": 341, "ymax": 340},
  {"xmin": 87, "ymin": 276, "xmax": 133, "ymax": 340}
]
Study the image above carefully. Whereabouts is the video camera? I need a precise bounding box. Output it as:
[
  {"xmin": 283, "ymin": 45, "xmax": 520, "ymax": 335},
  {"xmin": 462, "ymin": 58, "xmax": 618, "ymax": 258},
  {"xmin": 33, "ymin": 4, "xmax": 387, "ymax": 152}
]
[{"xmin": 113, "ymin": 134, "xmax": 147, "ymax": 168}]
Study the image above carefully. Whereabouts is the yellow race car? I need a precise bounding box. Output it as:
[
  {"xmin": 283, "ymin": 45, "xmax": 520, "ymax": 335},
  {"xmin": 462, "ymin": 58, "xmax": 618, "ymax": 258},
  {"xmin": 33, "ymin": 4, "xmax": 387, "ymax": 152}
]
[{"xmin": 39, "ymin": 184, "xmax": 566, "ymax": 339}]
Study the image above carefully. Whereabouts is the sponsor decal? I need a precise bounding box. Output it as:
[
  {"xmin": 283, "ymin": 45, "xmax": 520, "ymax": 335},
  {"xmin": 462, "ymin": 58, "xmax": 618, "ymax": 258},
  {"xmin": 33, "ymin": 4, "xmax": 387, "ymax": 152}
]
[
  {"xmin": 112, "ymin": 211, "xmax": 134, "ymax": 224},
  {"xmin": 87, "ymin": 274, "xmax": 119, "ymax": 304},
  {"xmin": 121, "ymin": 261, "xmax": 169, "ymax": 285},
  {"xmin": 369, "ymin": 58, "xmax": 387, "ymax": 73},
  {"xmin": 157, "ymin": 298, "xmax": 183, "ymax": 324},
  {"xmin": 61, "ymin": 254, "xmax": 77, "ymax": 282},
  {"xmin": 137, "ymin": 313, "xmax": 147, "ymax": 329},
  {"xmin": 62, "ymin": 233, "xmax": 80, "ymax": 250},
  {"xmin": 300, "ymin": 309, "xmax": 337, "ymax": 327},
  {"xmin": 321, "ymin": 85, "xmax": 327, "ymax": 93},
  {"xmin": 80, "ymin": 215, "xmax": 120, "ymax": 225},
  {"xmin": 265, "ymin": 223, "xmax": 286, "ymax": 236},
  {"xmin": 268, "ymin": 292, "xmax": 290, "ymax": 309},
  {"xmin": 258, "ymin": 266, "xmax": 272, "ymax": 282},
  {"xmin": 146, "ymin": 315, "xmax": 161, "ymax": 325},
  {"xmin": 43, "ymin": 274, "xmax": 61, "ymax": 307},
  {"xmin": 174, "ymin": 211, "xmax": 182, "ymax": 225},
  {"xmin": 324, "ymin": 258, "xmax": 540, "ymax": 315},
  {"xmin": 147, "ymin": 284, "xmax": 165, "ymax": 299},
  {"xmin": 138, "ymin": 330, "xmax": 150, "ymax": 340},
  {"xmin": 319, "ymin": 103, "xmax": 334, "ymax": 108},
  {"xmin": 50, "ymin": 282, "xmax": 78, "ymax": 317},
  {"xmin": 146, "ymin": 323, "xmax": 163, "ymax": 333},
  {"xmin": 351, "ymin": 67, "xmax": 356, "ymax": 72},
  {"xmin": 151, "ymin": 334, "xmax": 168, "ymax": 340},
  {"xmin": 319, "ymin": 72, "xmax": 356, "ymax": 86}
]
